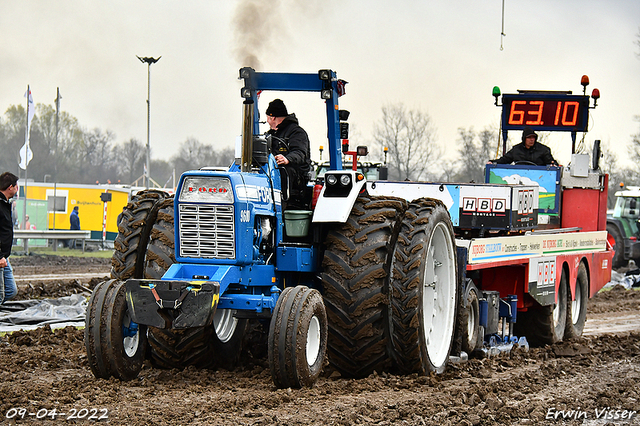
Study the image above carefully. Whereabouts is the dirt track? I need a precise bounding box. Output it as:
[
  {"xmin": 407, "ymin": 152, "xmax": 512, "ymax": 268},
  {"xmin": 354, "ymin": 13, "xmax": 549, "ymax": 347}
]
[{"xmin": 1, "ymin": 255, "xmax": 639, "ymax": 425}]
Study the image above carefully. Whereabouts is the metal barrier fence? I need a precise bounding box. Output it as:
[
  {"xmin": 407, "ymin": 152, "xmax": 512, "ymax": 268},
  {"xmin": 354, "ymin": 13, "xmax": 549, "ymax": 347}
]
[{"xmin": 13, "ymin": 230, "xmax": 92, "ymax": 254}]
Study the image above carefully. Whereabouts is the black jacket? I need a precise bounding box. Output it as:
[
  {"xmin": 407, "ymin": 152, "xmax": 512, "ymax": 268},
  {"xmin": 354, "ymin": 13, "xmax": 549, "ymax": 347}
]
[
  {"xmin": 493, "ymin": 141, "xmax": 557, "ymax": 166},
  {"xmin": 268, "ymin": 114, "xmax": 311, "ymax": 178},
  {"xmin": 0, "ymin": 192, "xmax": 13, "ymax": 259}
]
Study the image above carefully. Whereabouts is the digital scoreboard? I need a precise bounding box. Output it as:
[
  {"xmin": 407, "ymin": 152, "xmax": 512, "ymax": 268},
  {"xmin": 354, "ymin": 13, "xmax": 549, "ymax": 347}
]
[{"xmin": 500, "ymin": 93, "xmax": 590, "ymax": 132}]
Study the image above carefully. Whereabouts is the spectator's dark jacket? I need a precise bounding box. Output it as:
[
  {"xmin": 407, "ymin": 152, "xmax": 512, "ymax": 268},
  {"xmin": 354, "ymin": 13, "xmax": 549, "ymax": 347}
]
[{"xmin": 0, "ymin": 193, "xmax": 13, "ymax": 259}]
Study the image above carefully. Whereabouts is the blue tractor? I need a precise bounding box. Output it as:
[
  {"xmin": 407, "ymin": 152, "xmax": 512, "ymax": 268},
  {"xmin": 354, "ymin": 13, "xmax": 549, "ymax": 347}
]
[{"xmin": 85, "ymin": 68, "xmax": 461, "ymax": 388}]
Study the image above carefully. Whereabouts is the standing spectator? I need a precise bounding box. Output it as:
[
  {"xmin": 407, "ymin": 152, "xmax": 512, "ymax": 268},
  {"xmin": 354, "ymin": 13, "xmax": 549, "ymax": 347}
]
[
  {"xmin": 70, "ymin": 206, "xmax": 80, "ymax": 249},
  {"xmin": 0, "ymin": 172, "xmax": 19, "ymax": 304},
  {"xmin": 24, "ymin": 215, "xmax": 31, "ymax": 230}
]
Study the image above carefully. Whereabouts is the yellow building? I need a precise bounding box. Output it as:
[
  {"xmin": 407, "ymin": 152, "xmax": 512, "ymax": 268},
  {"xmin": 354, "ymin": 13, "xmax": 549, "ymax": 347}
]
[{"xmin": 19, "ymin": 182, "xmax": 133, "ymax": 241}]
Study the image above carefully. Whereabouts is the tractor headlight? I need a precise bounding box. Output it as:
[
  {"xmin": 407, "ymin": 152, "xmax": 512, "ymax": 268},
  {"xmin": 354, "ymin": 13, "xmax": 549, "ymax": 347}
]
[{"xmin": 323, "ymin": 172, "xmax": 355, "ymax": 197}]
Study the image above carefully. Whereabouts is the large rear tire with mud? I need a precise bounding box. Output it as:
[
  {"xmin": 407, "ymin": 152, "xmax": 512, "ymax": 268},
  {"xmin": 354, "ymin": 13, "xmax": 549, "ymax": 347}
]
[
  {"xmin": 144, "ymin": 198, "xmax": 248, "ymax": 370},
  {"xmin": 390, "ymin": 198, "xmax": 458, "ymax": 375},
  {"xmin": 515, "ymin": 268, "xmax": 567, "ymax": 346},
  {"xmin": 85, "ymin": 279, "xmax": 147, "ymax": 380},
  {"xmin": 320, "ymin": 196, "xmax": 406, "ymax": 378},
  {"xmin": 111, "ymin": 190, "xmax": 169, "ymax": 280},
  {"xmin": 268, "ymin": 285, "xmax": 328, "ymax": 388}
]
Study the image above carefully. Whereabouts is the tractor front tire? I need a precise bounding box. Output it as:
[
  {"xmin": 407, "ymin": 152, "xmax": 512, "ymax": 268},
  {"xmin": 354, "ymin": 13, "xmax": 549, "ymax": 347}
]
[
  {"xmin": 85, "ymin": 279, "xmax": 116, "ymax": 379},
  {"xmin": 85, "ymin": 279, "xmax": 147, "ymax": 380},
  {"xmin": 268, "ymin": 286, "xmax": 328, "ymax": 388}
]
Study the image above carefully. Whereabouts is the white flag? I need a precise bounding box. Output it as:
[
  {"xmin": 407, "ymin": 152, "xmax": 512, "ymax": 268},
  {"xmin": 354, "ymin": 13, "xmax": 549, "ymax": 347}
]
[
  {"xmin": 18, "ymin": 144, "xmax": 33, "ymax": 170},
  {"xmin": 19, "ymin": 88, "xmax": 35, "ymax": 170}
]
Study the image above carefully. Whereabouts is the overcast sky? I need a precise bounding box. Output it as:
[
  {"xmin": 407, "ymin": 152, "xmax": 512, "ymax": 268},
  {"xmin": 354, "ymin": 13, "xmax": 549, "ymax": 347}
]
[{"xmin": 1, "ymin": 1, "xmax": 639, "ymax": 173}]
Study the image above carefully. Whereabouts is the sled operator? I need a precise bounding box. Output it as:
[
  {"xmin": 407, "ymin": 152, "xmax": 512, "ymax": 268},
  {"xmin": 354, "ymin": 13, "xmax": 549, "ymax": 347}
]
[{"xmin": 489, "ymin": 127, "xmax": 558, "ymax": 166}]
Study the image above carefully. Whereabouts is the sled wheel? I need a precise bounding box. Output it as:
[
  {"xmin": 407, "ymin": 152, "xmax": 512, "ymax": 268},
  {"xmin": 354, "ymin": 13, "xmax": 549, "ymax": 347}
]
[
  {"xmin": 103, "ymin": 280, "xmax": 148, "ymax": 380},
  {"xmin": 565, "ymin": 262, "xmax": 588, "ymax": 339},
  {"xmin": 320, "ymin": 196, "xmax": 406, "ymax": 378},
  {"xmin": 85, "ymin": 279, "xmax": 116, "ymax": 379},
  {"xmin": 390, "ymin": 198, "xmax": 458, "ymax": 374},
  {"xmin": 460, "ymin": 281, "xmax": 481, "ymax": 354},
  {"xmin": 268, "ymin": 286, "xmax": 328, "ymax": 389},
  {"xmin": 516, "ymin": 268, "xmax": 567, "ymax": 346},
  {"xmin": 607, "ymin": 224, "xmax": 624, "ymax": 268},
  {"xmin": 111, "ymin": 190, "xmax": 168, "ymax": 280}
]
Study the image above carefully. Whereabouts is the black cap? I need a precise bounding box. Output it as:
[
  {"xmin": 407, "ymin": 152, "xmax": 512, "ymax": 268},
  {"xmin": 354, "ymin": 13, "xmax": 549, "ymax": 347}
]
[
  {"xmin": 266, "ymin": 99, "xmax": 288, "ymax": 117},
  {"xmin": 522, "ymin": 127, "xmax": 538, "ymax": 142}
]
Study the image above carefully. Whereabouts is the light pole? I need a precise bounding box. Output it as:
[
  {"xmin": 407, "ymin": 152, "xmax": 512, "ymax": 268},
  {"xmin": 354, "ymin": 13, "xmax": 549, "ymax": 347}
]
[{"xmin": 137, "ymin": 55, "xmax": 161, "ymax": 189}]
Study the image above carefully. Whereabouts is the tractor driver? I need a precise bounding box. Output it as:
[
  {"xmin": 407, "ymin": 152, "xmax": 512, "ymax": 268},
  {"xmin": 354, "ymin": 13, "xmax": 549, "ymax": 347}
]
[
  {"xmin": 266, "ymin": 99, "xmax": 312, "ymax": 209},
  {"xmin": 490, "ymin": 127, "xmax": 558, "ymax": 166}
]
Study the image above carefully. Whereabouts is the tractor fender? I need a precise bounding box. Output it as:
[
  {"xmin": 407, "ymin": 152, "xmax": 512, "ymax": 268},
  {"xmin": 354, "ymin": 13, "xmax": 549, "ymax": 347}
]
[{"xmin": 312, "ymin": 171, "xmax": 366, "ymax": 223}]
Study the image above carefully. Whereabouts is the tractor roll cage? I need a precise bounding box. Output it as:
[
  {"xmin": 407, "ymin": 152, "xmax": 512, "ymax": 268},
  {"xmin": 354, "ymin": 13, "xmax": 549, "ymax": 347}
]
[{"xmin": 239, "ymin": 67, "xmax": 344, "ymax": 171}]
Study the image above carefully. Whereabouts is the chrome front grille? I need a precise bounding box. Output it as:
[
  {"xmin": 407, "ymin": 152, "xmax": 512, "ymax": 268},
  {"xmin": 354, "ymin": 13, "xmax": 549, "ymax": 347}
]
[{"xmin": 178, "ymin": 204, "xmax": 235, "ymax": 259}]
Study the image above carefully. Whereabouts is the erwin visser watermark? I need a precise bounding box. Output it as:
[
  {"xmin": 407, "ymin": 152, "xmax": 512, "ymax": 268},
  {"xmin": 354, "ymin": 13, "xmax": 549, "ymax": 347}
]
[{"xmin": 546, "ymin": 407, "xmax": 638, "ymax": 422}]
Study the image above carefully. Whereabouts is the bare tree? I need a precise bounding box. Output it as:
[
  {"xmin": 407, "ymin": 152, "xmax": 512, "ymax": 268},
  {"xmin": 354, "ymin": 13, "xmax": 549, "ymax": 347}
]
[
  {"xmin": 453, "ymin": 126, "xmax": 499, "ymax": 183},
  {"xmin": 597, "ymin": 139, "xmax": 629, "ymax": 208},
  {"xmin": 372, "ymin": 103, "xmax": 440, "ymax": 181},
  {"xmin": 117, "ymin": 138, "xmax": 146, "ymax": 183},
  {"xmin": 215, "ymin": 146, "xmax": 236, "ymax": 168},
  {"xmin": 172, "ymin": 137, "xmax": 216, "ymax": 175},
  {"xmin": 622, "ymin": 116, "xmax": 640, "ymax": 186},
  {"xmin": 34, "ymin": 104, "xmax": 84, "ymax": 181},
  {"xmin": 79, "ymin": 128, "xmax": 116, "ymax": 183}
]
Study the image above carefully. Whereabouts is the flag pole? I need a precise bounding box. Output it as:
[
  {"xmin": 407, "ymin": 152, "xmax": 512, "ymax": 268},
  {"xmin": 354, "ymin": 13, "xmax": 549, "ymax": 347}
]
[{"xmin": 22, "ymin": 85, "xmax": 29, "ymax": 231}]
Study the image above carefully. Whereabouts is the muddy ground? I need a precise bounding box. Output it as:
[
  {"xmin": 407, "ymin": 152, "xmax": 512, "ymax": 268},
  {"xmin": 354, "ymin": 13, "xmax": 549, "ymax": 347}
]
[{"xmin": 1, "ymin": 255, "xmax": 639, "ymax": 425}]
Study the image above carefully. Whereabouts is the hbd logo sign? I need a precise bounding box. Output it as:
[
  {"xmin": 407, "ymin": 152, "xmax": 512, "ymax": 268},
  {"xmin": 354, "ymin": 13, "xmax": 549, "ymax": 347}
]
[{"xmin": 462, "ymin": 197, "xmax": 506, "ymax": 213}]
